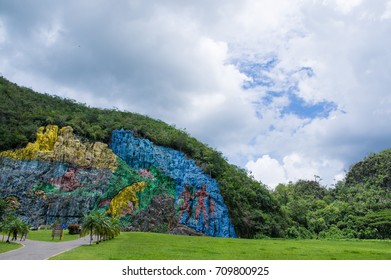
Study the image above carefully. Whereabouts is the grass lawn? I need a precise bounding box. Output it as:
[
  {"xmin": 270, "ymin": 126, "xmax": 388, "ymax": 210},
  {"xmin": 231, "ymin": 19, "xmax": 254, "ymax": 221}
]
[
  {"xmin": 50, "ymin": 232, "xmax": 391, "ymax": 260},
  {"xmin": 26, "ymin": 229, "xmax": 80, "ymax": 242},
  {"xmin": 0, "ymin": 241, "xmax": 22, "ymax": 254}
]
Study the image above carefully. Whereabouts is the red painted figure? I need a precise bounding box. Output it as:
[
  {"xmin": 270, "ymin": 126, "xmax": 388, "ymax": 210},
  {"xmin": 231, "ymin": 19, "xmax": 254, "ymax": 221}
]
[
  {"xmin": 49, "ymin": 164, "xmax": 83, "ymax": 191},
  {"xmin": 179, "ymin": 184, "xmax": 193, "ymax": 219},
  {"xmin": 195, "ymin": 184, "xmax": 215, "ymax": 226}
]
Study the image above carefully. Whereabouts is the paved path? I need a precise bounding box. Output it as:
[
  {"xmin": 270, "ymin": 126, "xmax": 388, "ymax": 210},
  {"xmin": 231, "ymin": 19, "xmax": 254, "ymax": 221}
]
[{"xmin": 0, "ymin": 235, "xmax": 91, "ymax": 260}]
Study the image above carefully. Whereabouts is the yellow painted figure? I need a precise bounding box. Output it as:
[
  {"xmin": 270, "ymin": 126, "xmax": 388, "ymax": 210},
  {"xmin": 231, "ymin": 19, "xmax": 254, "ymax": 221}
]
[
  {"xmin": 108, "ymin": 181, "xmax": 149, "ymax": 218},
  {"xmin": 0, "ymin": 125, "xmax": 118, "ymax": 171}
]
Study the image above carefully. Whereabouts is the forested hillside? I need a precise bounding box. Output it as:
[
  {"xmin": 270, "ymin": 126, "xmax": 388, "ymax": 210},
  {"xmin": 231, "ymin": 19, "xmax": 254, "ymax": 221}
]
[
  {"xmin": 1, "ymin": 76, "xmax": 390, "ymax": 239},
  {"xmin": 273, "ymin": 151, "xmax": 391, "ymax": 239},
  {"xmin": 0, "ymin": 76, "xmax": 282, "ymax": 238}
]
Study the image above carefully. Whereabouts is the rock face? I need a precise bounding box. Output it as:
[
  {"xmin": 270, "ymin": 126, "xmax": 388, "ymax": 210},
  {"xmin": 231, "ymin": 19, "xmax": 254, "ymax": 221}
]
[
  {"xmin": 0, "ymin": 157, "xmax": 111, "ymax": 226},
  {"xmin": 111, "ymin": 129, "xmax": 237, "ymax": 237},
  {"xmin": 0, "ymin": 125, "xmax": 133, "ymax": 226},
  {"xmin": 125, "ymin": 195, "xmax": 178, "ymax": 233},
  {"xmin": 0, "ymin": 126, "xmax": 237, "ymax": 238}
]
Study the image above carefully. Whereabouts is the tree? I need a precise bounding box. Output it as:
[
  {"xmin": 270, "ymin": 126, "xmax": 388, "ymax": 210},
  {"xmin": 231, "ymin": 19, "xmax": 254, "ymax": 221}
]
[
  {"xmin": 97, "ymin": 216, "xmax": 120, "ymax": 242},
  {"xmin": 81, "ymin": 211, "xmax": 120, "ymax": 245},
  {"xmin": 81, "ymin": 211, "xmax": 102, "ymax": 245},
  {"xmin": 357, "ymin": 210, "xmax": 391, "ymax": 239},
  {"xmin": 2, "ymin": 215, "xmax": 28, "ymax": 242}
]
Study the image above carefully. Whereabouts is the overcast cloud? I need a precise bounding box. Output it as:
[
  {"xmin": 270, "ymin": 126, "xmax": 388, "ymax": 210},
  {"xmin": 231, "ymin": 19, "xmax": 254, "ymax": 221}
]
[{"xmin": 1, "ymin": 0, "xmax": 390, "ymax": 188}]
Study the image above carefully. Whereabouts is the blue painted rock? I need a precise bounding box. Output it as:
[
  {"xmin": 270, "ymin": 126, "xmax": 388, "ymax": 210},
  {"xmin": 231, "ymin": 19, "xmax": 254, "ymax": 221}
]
[{"xmin": 110, "ymin": 129, "xmax": 237, "ymax": 237}]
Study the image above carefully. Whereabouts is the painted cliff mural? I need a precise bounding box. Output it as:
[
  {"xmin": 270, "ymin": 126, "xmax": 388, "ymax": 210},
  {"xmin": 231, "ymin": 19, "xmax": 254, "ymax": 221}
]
[
  {"xmin": 0, "ymin": 125, "xmax": 236, "ymax": 237},
  {"xmin": 110, "ymin": 129, "xmax": 236, "ymax": 237}
]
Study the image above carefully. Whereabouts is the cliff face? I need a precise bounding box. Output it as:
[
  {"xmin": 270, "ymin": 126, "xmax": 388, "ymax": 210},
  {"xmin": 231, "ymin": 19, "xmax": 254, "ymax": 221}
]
[
  {"xmin": 0, "ymin": 157, "xmax": 112, "ymax": 226},
  {"xmin": 0, "ymin": 125, "xmax": 118, "ymax": 170},
  {"xmin": 0, "ymin": 125, "xmax": 138, "ymax": 226},
  {"xmin": 0, "ymin": 125, "xmax": 236, "ymax": 237},
  {"xmin": 111, "ymin": 129, "xmax": 237, "ymax": 237}
]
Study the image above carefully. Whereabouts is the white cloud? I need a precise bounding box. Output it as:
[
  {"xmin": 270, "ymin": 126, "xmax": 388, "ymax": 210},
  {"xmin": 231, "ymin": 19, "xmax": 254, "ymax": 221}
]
[
  {"xmin": 333, "ymin": 0, "xmax": 363, "ymax": 14},
  {"xmin": 381, "ymin": 1, "xmax": 391, "ymax": 19},
  {"xmin": 1, "ymin": 0, "xmax": 391, "ymax": 189},
  {"xmin": 242, "ymin": 0, "xmax": 391, "ymax": 187},
  {"xmin": 37, "ymin": 22, "xmax": 64, "ymax": 47},
  {"xmin": 282, "ymin": 153, "xmax": 318, "ymax": 182},
  {"xmin": 246, "ymin": 155, "xmax": 286, "ymax": 187},
  {"xmin": 246, "ymin": 153, "xmax": 345, "ymax": 187}
]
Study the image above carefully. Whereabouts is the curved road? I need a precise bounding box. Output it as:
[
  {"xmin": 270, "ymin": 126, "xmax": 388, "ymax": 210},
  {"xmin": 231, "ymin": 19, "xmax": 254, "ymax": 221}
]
[{"xmin": 0, "ymin": 235, "xmax": 91, "ymax": 260}]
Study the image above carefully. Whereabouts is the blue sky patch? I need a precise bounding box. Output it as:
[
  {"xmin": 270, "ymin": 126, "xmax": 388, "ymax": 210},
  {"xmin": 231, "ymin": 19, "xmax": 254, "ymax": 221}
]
[
  {"xmin": 259, "ymin": 89, "xmax": 337, "ymax": 119},
  {"xmin": 233, "ymin": 56, "xmax": 278, "ymax": 89},
  {"xmin": 233, "ymin": 57, "xmax": 337, "ymax": 120},
  {"xmin": 281, "ymin": 93, "xmax": 337, "ymax": 119}
]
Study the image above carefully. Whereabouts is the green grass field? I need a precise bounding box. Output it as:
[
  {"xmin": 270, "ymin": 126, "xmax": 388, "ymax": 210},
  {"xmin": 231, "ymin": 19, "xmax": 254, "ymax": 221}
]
[
  {"xmin": 49, "ymin": 232, "xmax": 391, "ymax": 260},
  {"xmin": 0, "ymin": 241, "xmax": 22, "ymax": 254}
]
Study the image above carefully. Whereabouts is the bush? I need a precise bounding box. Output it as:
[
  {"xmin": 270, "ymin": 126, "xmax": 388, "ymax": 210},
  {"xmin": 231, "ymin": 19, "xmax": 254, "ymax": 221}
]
[
  {"xmin": 68, "ymin": 224, "xmax": 81, "ymax": 235},
  {"xmin": 286, "ymin": 226, "xmax": 314, "ymax": 239},
  {"xmin": 318, "ymin": 225, "xmax": 345, "ymax": 239}
]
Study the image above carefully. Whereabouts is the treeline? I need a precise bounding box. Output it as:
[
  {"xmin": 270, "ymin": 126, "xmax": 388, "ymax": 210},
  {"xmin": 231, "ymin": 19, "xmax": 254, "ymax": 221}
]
[{"xmin": 1, "ymin": 76, "xmax": 390, "ymax": 239}]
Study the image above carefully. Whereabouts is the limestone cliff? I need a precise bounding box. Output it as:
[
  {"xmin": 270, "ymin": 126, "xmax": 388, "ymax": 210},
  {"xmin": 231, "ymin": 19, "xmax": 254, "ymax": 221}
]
[
  {"xmin": 0, "ymin": 125, "xmax": 118, "ymax": 171},
  {"xmin": 0, "ymin": 157, "xmax": 112, "ymax": 225},
  {"xmin": 0, "ymin": 126, "xmax": 237, "ymax": 237},
  {"xmin": 110, "ymin": 129, "xmax": 237, "ymax": 237}
]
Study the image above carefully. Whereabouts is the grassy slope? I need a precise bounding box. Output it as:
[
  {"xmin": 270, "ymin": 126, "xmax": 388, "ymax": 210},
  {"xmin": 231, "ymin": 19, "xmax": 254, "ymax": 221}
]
[{"xmin": 50, "ymin": 232, "xmax": 391, "ymax": 260}]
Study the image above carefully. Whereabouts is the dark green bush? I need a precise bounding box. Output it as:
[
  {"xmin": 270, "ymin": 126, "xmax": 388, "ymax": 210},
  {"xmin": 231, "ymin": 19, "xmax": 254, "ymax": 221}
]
[{"xmin": 68, "ymin": 224, "xmax": 81, "ymax": 235}]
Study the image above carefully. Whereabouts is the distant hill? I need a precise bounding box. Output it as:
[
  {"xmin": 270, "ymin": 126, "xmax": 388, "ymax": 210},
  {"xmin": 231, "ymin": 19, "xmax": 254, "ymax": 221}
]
[{"xmin": 345, "ymin": 149, "xmax": 391, "ymax": 190}]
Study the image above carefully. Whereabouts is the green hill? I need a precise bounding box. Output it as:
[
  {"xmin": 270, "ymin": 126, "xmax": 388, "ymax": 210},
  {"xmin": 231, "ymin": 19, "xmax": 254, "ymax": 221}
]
[{"xmin": 0, "ymin": 76, "xmax": 283, "ymax": 238}]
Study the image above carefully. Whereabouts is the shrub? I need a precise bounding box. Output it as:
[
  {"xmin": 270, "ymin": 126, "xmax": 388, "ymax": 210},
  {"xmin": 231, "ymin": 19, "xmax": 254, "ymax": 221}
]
[
  {"xmin": 286, "ymin": 226, "xmax": 314, "ymax": 239},
  {"xmin": 68, "ymin": 224, "xmax": 81, "ymax": 235}
]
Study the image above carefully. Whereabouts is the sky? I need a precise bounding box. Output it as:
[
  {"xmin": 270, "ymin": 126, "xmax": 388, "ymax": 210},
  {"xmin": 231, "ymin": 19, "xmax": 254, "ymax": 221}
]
[{"xmin": 1, "ymin": 0, "xmax": 390, "ymax": 188}]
